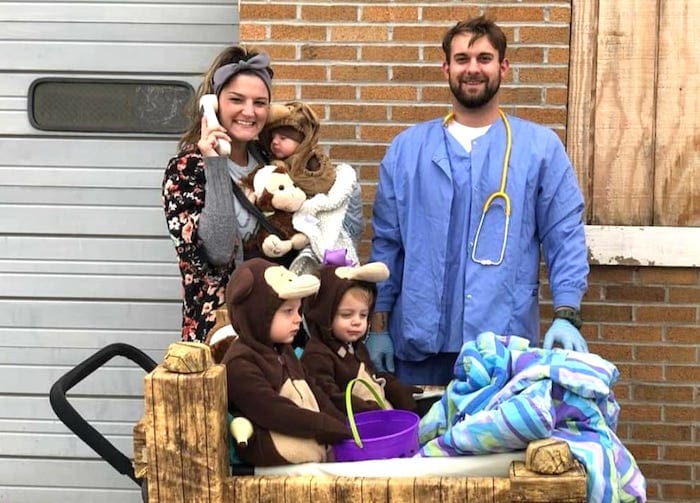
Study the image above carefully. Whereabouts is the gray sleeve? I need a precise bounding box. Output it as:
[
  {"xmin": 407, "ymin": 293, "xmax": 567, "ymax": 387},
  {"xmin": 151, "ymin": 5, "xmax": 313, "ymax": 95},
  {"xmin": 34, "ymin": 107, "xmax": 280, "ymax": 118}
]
[
  {"xmin": 342, "ymin": 179, "xmax": 365, "ymax": 249},
  {"xmin": 199, "ymin": 156, "xmax": 239, "ymax": 267}
]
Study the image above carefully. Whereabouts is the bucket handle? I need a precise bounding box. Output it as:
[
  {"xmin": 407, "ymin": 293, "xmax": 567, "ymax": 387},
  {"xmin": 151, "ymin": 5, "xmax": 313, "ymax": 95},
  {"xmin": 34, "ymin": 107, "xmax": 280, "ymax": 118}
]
[{"xmin": 344, "ymin": 377, "xmax": 387, "ymax": 448}]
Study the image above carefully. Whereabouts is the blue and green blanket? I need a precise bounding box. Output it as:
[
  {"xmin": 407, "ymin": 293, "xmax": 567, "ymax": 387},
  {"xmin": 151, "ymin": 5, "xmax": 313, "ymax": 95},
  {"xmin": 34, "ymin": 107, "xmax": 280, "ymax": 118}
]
[{"xmin": 419, "ymin": 332, "xmax": 646, "ymax": 503}]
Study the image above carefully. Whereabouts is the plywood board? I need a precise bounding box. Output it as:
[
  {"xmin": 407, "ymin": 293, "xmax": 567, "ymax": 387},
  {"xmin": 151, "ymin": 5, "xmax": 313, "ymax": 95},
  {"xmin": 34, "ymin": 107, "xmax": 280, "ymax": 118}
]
[
  {"xmin": 653, "ymin": 1, "xmax": 700, "ymax": 225},
  {"xmin": 592, "ymin": 0, "xmax": 659, "ymax": 225}
]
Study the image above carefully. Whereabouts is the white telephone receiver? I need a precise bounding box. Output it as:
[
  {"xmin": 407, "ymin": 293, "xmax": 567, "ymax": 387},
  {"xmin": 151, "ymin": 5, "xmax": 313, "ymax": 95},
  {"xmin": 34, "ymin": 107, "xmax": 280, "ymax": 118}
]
[{"xmin": 199, "ymin": 94, "xmax": 231, "ymax": 156}]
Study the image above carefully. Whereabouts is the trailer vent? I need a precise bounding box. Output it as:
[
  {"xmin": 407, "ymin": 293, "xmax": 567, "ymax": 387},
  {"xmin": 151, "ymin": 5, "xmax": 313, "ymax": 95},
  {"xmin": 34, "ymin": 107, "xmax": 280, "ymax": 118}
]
[{"xmin": 28, "ymin": 78, "xmax": 194, "ymax": 134}]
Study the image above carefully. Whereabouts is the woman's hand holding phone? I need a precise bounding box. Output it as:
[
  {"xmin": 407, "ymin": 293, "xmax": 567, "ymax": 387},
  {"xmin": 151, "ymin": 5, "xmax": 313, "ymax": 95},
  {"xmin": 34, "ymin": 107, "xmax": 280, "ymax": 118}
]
[{"xmin": 198, "ymin": 95, "xmax": 231, "ymax": 157}]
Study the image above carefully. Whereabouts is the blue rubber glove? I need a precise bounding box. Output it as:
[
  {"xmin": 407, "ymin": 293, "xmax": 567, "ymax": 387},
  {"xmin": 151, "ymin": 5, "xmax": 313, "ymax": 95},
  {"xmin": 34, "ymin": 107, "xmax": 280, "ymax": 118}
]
[
  {"xmin": 365, "ymin": 331, "xmax": 395, "ymax": 373},
  {"xmin": 543, "ymin": 318, "xmax": 589, "ymax": 352}
]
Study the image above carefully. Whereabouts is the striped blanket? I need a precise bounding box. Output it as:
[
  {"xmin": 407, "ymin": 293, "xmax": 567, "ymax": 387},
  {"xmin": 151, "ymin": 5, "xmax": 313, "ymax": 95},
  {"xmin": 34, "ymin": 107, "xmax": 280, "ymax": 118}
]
[{"xmin": 419, "ymin": 332, "xmax": 646, "ymax": 503}]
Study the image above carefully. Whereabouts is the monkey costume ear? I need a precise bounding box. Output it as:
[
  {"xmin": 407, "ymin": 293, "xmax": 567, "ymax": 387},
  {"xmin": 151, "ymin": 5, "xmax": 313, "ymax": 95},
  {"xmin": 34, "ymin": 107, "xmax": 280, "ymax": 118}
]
[
  {"xmin": 335, "ymin": 262, "xmax": 390, "ymax": 283},
  {"xmin": 226, "ymin": 268, "xmax": 255, "ymax": 304}
]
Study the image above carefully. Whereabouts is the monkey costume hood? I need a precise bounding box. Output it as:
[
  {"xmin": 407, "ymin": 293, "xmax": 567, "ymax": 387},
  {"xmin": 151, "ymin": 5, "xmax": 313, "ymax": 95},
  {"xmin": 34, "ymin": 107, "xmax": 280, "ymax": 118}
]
[
  {"xmin": 259, "ymin": 101, "xmax": 336, "ymax": 196},
  {"xmin": 301, "ymin": 263, "xmax": 419, "ymax": 415},
  {"xmin": 219, "ymin": 258, "xmax": 350, "ymax": 466}
]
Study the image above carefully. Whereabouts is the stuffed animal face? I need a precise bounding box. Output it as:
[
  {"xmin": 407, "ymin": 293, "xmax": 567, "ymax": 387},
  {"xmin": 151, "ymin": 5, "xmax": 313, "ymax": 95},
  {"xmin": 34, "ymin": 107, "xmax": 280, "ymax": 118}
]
[{"xmin": 254, "ymin": 164, "xmax": 307, "ymax": 213}]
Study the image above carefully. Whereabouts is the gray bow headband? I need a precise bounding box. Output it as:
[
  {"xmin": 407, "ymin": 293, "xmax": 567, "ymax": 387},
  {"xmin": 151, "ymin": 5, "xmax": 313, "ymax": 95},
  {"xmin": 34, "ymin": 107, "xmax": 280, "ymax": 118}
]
[{"xmin": 212, "ymin": 53, "xmax": 272, "ymax": 96}]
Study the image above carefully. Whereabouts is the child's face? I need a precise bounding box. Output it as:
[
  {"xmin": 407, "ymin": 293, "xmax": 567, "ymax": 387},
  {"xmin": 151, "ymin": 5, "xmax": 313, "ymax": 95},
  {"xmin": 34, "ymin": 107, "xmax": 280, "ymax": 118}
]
[
  {"xmin": 332, "ymin": 290, "xmax": 370, "ymax": 344},
  {"xmin": 270, "ymin": 298, "xmax": 303, "ymax": 344},
  {"xmin": 269, "ymin": 131, "xmax": 301, "ymax": 159}
]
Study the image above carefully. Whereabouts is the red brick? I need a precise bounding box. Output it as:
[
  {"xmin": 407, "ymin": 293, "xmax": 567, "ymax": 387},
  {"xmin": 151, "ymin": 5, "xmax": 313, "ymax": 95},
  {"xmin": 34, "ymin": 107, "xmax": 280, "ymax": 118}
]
[
  {"xmin": 504, "ymin": 46, "xmax": 544, "ymax": 64},
  {"xmin": 588, "ymin": 266, "xmax": 636, "ymax": 283},
  {"xmin": 666, "ymin": 326, "xmax": 700, "ymax": 343},
  {"xmin": 618, "ymin": 404, "xmax": 662, "ymax": 422},
  {"xmin": 636, "ymin": 345, "xmax": 696, "ymax": 363},
  {"xmin": 635, "ymin": 305, "xmax": 697, "ymax": 323},
  {"xmin": 240, "ymin": 24, "xmax": 266, "ymax": 41},
  {"xmin": 666, "ymin": 365, "xmax": 700, "ymax": 382},
  {"xmin": 606, "ymin": 285, "xmax": 666, "ymax": 302},
  {"xmin": 669, "ymin": 286, "xmax": 700, "ymax": 304},
  {"xmin": 392, "ymin": 105, "xmax": 448, "ymax": 122},
  {"xmin": 392, "ymin": 25, "xmax": 449, "ymax": 43},
  {"xmin": 549, "ymin": 7, "xmax": 572, "ymax": 23},
  {"xmin": 361, "ymin": 46, "xmax": 420, "ymax": 62},
  {"xmin": 600, "ymin": 324, "xmax": 662, "ymax": 342},
  {"xmin": 583, "ymin": 304, "xmax": 633, "ymax": 323},
  {"xmin": 302, "ymin": 5, "xmax": 356, "ymax": 22},
  {"xmin": 422, "ymin": 86, "xmax": 453, "ymax": 103},
  {"xmin": 637, "ymin": 461, "xmax": 692, "ymax": 481},
  {"xmin": 357, "ymin": 165, "xmax": 378, "ymax": 181},
  {"xmin": 262, "ymin": 44, "xmax": 296, "ymax": 60},
  {"xmin": 319, "ymin": 124, "xmax": 356, "ymax": 141},
  {"xmin": 392, "ymin": 65, "xmax": 444, "ymax": 83},
  {"xmin": 518, "ymin": 66, "xmax": 569, "ymax": 84},
  {"xmin": 616, "ymin": 363, "xmax": 663, "ymax": 381},
  {"xmin": 421, "ymin": 6, "xmax": 481, "ymax": 22},
  {"xmin": 272, "ymin": 64, "xmax": 326, "ymax": 81},
  {"xmin": 241, "ymin": 4, "xmax": 296, "ymax": 20},
  {"xmin": 664, "ymin": 405, "xmax": 700, "ymax": 423},
  {"xmin": 331, "ymin": 25, "xmax": 388, "ymax": 42},
  {"xmin": 331, "ymin": 65, "xmax": 388, "ymax": 82},
  {"xmin": 361, "ymin": 6, "xmax": 418, "ymax": 23},
  {"xmin": 301, "ymin": 84, "xmax": 356, "ymax": 101},
  {"xmin": 515, "ymin": 107, "xmax": 567, "ymax": 125},
  {"xmin": 623, "ymin": 442, "xmax": 660, "ymax": 461},
  {"xmin": 661, "ymin": 483, "xmax": 700, "ymax": 500},
  {"xmin": 329, "ymin": 104, "xmax": 387, "ymax": 122},
  {"xmin": 271, "ymin": 25, "xmax": 326, "ymax": 41},
  {"xmin": 664, "ymin": 445, "xmax": 700, "ymax": 463},
  {"xmin": 590, "ymin": 343, "xmax": 633, "ymax": 362},
  {"xmin": 483, "ymin": 6, "xmax": 546, "ymax": 22},
  {"xmin": 639, "ymin": 267, "xmax": 699, "ymax": 285},
  {"xmin": 500, "ymin": 86, "xmax": 543, "ymax": 105},
  {"xmin": 330, "ymin": 144, "xmax": 386, "ymax": 162},
  {"xmin": 301, "ymin": 44, "xmax": 357, "ymax": 61},
  {"xmin": 547, "ymin": 47, "xmax": 570, "ymax": 64},
  {"xmin": 269, "ymin": 84, "xmax": 295, "ymax": 101},
  {"xmin": 359, "ymin": 125, "xmax": 406, "ymax": 142},
  {"xmin": 519, "ymin": 26, "xmax": 570, "ymax": 45},
  {"xmin": 633, "ymin": 424, "xmax": 692, "ymax": 443},
  {"xmin": 361, "ymin": 85, "xmax": 418, "ymax": 101},
  {"xmin": 634, "ymin": 384, "xmax": 694, "ymax": 403}
]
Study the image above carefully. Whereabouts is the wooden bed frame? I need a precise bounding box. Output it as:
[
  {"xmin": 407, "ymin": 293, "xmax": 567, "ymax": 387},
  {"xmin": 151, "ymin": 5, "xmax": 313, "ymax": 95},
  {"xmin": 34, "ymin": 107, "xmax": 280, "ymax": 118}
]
[{"xmin": 132, "ymin": 342, "xmax": 587, "ymax": 503}]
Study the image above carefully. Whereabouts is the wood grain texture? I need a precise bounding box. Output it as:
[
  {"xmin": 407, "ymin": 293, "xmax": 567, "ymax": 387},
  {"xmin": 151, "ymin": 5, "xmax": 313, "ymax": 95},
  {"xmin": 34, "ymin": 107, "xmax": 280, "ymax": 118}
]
[
  {"xmin": 591, "ymin": 0, "xmax": 659, "ymax": 225},
  {"xmin": 653, "ymin": 1, "xmax": 700, "ymax": 225}
]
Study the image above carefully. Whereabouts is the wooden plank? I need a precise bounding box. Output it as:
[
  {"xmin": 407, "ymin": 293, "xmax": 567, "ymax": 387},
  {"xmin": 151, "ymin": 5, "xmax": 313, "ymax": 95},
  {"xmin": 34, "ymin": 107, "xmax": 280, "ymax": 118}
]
[
  {"xmin": 0, "ymin": 205, "xmax": 165, "ymax": 236},
  {"xmin": 0, "ymin": 43, "xmax": 236, "ymax": 73},
  {"xmin": 1, "ymin": 3, "xmax": 236, "ymax": 24},
  {"xmin": 0, "ymin": 300, "xmax": 181, "ymax": 330},
  {"xmin": 0, "ymin": 22, "xmax": 235, "ymax": 43},
  {"xmin": 0, "ymin": 487, "xmax": 141, "ymax": 503},
  {"xmin": 0, "ymin": 431, "xmax": 134, "ymax": 458},
  {"xmin": 283, "ymin": 475, "xmax": 312, "ymax": 501},
  {"xmin": 413, "ymin": 476, "xmax": 442, "ymax": 502},
  {"xmin": 0, "ymin": 365, "xmax": 148, "ymax": 395},
  {"xmin": 386, "ymin": 477, "xmax": 414, "ymax": 502},
  {"xmin": 440, "ymin": 476, "xmax": 466, "ymax": 503},
  {"xmin": 586, "ymin": 225, "xmax": 700, "ymax": 267},
  {"xmin": 310, "ymin": 476, "xmax": 337, "ymax": 502},
  {"xmin": 0, "ymin": 260, "xmax": 178, "ymax": 276},
  {"xmin": 0, "ymin": 327, "xmax": 175, "ymax": 349},
  {"xmin": 0, "ymin": 396, "xmax": 144, "ymax": 421},
  {"xmin": 653, "ymin": 1, "xmax": 700, "ymax": 225},
  {"xmin": 0, "ymin": 137, "xmax": 176, "ymax": 167},
  {"xmin": 0, "ymin": 167, "xmax": 161, "ymax": 188},
  {"xmin": 0, "ymin": 186, "xmax": 158, "ymax": 206},
  {"xmin": 361, "ymin": 477, "xmax": 389, "ymax": 503},
  {"xmin": 0, "ymin": 458, "xmax": 138, "ymax": 489},
  {"xmin": 0, "ymin": 273, "xmax": 179, "ymax": 299},
  {"xmin": 258, "ymin": 476, "xmax": 287, "ymax": 503},
  {"xmin": 591, "ymin": 0, "xmax": 659, "ymax": 225},
  {"xmin": 566, "ymin": 0, "xmax": 599, "ymax": 222},
  {"xmin": 0, "ymin": 346, "xmax": 164, "ymax": 366},
  {"xmin": 335, "ymin": 477, "xmax": 363, "ymax": 502},
  {"xmin": 509, "ymin": 461, "xmax": 586, "ymax": 502},
  {"xmin": 0, "ymin": 236, "xmax": 174, "ymax": 262}
]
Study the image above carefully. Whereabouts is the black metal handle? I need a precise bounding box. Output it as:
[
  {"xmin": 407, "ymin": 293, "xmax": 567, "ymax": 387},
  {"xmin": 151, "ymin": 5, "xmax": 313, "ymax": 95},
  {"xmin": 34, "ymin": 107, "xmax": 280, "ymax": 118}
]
[{"xmin": 49, "ymin": 343, "xmax": 157, "ymax": 485}]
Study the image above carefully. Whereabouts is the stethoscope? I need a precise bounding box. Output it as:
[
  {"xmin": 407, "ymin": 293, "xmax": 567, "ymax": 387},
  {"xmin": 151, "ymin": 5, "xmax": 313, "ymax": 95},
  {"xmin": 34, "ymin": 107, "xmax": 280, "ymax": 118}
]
[{"xmin": 443, "ymin": 109, "xmax": 513, "ymax": 266}]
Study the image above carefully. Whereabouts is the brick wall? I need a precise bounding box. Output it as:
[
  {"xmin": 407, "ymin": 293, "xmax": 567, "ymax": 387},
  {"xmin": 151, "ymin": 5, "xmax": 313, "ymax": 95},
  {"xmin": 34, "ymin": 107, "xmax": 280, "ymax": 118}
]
[{"xmin": 240, "ymin": 2, "xmax": 699, "ymax": 501}]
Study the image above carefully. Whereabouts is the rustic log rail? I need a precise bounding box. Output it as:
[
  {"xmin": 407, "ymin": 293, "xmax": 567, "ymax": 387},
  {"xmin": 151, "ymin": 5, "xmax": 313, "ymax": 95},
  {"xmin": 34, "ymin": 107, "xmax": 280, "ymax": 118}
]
[{"xmin": 136, "ymin": 342, "xmax": 587, "ymax": 503}]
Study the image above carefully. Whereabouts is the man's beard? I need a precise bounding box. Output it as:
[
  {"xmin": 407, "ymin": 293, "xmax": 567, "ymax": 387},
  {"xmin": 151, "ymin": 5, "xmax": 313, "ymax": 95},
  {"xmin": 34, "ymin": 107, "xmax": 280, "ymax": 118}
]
[{"xmin": 449, "ymin": 74, "xmax": 501, "ymax": 109}]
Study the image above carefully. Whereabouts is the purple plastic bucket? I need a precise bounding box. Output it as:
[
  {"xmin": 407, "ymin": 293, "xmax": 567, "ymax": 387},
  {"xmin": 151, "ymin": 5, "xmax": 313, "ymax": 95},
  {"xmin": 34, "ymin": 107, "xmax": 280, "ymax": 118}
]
[{"xmin": 333, "ymin": 409, "xmax": 420, "ymax": 462}]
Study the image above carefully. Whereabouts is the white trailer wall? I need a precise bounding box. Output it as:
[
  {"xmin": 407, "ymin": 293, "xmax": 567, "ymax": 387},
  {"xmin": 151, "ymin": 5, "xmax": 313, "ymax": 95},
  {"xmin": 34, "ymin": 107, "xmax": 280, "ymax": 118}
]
[{"xmin": 0, "ymin": 2, "xmax": 238, "ymax": 501}]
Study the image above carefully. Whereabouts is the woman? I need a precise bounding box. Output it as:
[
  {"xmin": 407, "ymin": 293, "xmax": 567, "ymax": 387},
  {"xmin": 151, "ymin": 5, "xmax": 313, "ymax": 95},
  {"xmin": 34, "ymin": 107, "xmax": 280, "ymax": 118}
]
[
  {"xmin": 163, "ymin": 45, "xmax": 365, "ymax": 342},
  {"xmin": 162, "ymin": 46, "xmax": 274, "ymax": 342}
]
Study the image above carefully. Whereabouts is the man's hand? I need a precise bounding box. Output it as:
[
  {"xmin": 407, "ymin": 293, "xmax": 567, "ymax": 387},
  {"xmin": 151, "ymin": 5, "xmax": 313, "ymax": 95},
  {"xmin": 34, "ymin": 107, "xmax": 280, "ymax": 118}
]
[
  {"xmin": 366, "ymin": 331, "xmax": 395, "ymax": 373},
  {"xmin": 543, "ymin": 318, "xmax": 589, "ymax": 352}
]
